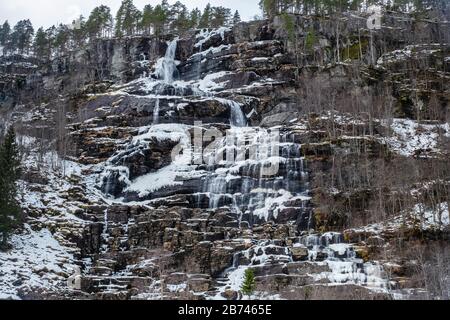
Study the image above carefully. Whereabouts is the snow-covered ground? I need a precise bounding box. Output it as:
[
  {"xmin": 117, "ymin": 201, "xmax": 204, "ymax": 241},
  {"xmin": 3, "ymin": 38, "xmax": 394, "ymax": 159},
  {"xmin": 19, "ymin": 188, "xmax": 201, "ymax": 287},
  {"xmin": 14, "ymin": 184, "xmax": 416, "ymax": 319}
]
[
  {"xmin": 0, "ymin": 225, "xmax": 76, "ymax": 299},
  {"xmin": 350, "ymin": 202, "xmax": 449, "ymax": 235},
  {"xmin": 0, "ymin": 135, "xmax": 99, "ymax": 299},
  {"xmin": 382, "ymin": 118, "xmax": 450, "ymax": 157}
]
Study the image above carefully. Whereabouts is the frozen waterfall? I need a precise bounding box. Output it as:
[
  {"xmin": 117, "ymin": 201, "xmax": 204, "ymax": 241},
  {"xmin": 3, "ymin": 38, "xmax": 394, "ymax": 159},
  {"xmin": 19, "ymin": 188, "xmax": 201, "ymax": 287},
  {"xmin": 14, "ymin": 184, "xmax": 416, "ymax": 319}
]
[
  {"xmin": 153, "ymin": 38, "xmax": 179, "ymax": 124},
  {"xmin": 154, "ymin": 38, "xmax": 179, "ymax": 84}
]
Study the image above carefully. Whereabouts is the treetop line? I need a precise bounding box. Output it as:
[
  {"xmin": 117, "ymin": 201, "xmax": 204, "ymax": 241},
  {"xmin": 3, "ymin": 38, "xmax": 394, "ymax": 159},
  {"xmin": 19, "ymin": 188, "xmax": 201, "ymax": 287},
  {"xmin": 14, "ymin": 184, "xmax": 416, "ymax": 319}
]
[
  {"xmin": 0, "ymin": 0, "xmax": 242, "ymax": 58},
  {"xmin": 0, "ymin": 0, "xmax": 447, "ymax": 59}
]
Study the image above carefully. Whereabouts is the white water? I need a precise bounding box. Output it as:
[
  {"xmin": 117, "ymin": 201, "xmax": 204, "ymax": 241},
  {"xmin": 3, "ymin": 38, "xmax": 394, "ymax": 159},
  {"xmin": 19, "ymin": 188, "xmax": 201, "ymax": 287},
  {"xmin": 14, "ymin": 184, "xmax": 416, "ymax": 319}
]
[
  {"xmin": 154, "ymin": 38, "xmax": 178, "ymax": 84},
  {"xmin": 101, "ymin": 208, "xmax": 109, "ymax": 253},
  {"xmin": 153, "ymin": 99, "xmax": 160, "ymax": 125},
  {"xmin": 227, "ymin": 100, "xmax": 247, "ymax": 127},
  {"xmin": 153, "ymin": 38, "xmax": 179, "ymax": 124},
  {"xmin": 202, "ymin": 128, "xmax": 311, "ymax": 224},
  {"xmin": 211, "ymin": 234, "xmax": 391, "ymax": 299}
]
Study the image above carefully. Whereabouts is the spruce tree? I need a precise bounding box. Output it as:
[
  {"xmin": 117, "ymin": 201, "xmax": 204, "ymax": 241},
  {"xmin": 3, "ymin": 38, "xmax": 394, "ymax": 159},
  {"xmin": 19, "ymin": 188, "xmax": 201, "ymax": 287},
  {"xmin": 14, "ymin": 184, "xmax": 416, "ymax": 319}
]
[
  {"xmin": 241, "ymin": 269, "xmax": 256, "ymax": 296},
  {"xmin": 0, "ymin": 127, "xmax": 21, "ymax": 251}
]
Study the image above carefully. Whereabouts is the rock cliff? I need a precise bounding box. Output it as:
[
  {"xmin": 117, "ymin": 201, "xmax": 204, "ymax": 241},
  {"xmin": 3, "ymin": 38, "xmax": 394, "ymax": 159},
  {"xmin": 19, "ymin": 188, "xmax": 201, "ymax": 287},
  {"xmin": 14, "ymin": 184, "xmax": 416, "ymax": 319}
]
[{"xmin": 0, "ymin": 11, "xmax": 449, "ymax": 300}]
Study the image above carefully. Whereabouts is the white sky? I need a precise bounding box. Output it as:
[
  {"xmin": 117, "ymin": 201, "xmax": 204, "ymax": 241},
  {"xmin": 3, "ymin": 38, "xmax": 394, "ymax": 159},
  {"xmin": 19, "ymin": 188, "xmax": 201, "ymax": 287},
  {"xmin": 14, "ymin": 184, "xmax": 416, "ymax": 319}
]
[{"xmin": 0, "ymin": 0, "xmax": 261, "ymax": 29}]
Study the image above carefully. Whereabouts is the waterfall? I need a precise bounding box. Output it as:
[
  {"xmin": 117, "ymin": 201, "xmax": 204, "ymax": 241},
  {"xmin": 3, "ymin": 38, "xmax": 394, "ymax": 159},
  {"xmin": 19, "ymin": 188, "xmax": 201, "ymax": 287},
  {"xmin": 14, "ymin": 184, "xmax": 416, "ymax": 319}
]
[
  {"xmin": 202, "ymin": 128, "xmax": 311, "ymax": 226},
  {"xmin": 153, "ymin": 99, "xmax": 160, "ymax": 125},
  {"xmin": 229, "ymin": 101, "xmax": 246, "ymax": 127},
  {"xmin": 154, "ymin": 38, "xmax": 178, "ymax": 84},
  {"xmin": 101, "ymin": 208, "xmax": 109, "ymax": 253},
  {"xmin": 217, "ymin": 99, "xmax": 246, "ymax": 127},
  {"xmin": 152, "ymin": 38, "xmax": 178, "ymax": 124}
]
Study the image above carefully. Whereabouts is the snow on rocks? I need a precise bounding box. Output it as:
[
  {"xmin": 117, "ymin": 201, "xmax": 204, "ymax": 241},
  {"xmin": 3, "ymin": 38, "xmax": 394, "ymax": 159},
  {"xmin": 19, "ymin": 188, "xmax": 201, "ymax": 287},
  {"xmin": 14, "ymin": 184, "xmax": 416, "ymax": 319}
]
[
  {"xmin": 382, "ymin": 118, "xmax": 449, "ymax": 157},
  {"xmin": 411, "ymin": 202, "xmax": 449, "ymax": 231},
  {"xmin": 347, "ymin": 202, "xmax": 449, "ymax": 240},
  {"xmin": 376, "ymin": 44, "xmax": 443, "ymax": 66},
  {"xmin": 195, "ymin": 27, "xmax": 232, "ymax": 49},
  {"xmin": 124, "ymin": 124, "xmax": 206, "ymax": 198},
  {"xmin": 0, "ymin": 225, "xmax": 75, "ymax": 300}
]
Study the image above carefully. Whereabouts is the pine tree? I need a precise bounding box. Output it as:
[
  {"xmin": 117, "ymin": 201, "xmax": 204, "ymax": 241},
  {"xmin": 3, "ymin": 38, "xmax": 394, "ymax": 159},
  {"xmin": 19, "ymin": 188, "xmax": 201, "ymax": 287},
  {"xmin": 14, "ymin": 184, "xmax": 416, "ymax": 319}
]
[
  {"xmin": 141, "ymin": 4, "xmax": 154, "ymax": 35},
  {"xmin": 189, "ymin": 8, "xmax": 202, "ymax": 29},
  {"xmin": 241, "ymin": 269, "xmax": 256, "ymax": 296},
  {"xmin": 87, "ymin": 5, "xmax": 113, "ymax": 39},
  {"xmin": 161, "ymin": 0, "xmax": 171, "ymax": 13},
  {"xmin": 199, "ymin": 3, "xmax": 212, "ymax": 28},
  {"xmin": 152, "ymin": 4, "xmax": 168, "ymax": 36},
  {"xmin": 45, "ymin": 26, "xmax": 57, "ymax": 58},
  {"xmin": 259, "ymin": 0, "xmax": 279, "ymax": 18},
  {"xmin": 33, "ymin": 27, "xmax": 49, "ymax": 59},
  {"xmin": 115, "ymin": 0, "xmax": 142, "ymax": 37},
  {"xmin": 170, "ymin": 1, "xmax": 190, "ymax": 34},
  {"xmin": 70, "ymin": 15, "xmax": 87, "ymax": 47},
  {"xmin": 54, "ymin": 24, "xmax": 70, "ymax": 54},
  {"xmin": 210, "ymin": 6, "xmax": 232, "ymax": 28},
  {"xmin": 0, "ymin": 127, "xmax": 21, "ymax": 251},
  {"xmin": 0, "ymin": 21, "xmax": 11, "ymax": 47},
  {"xmin": 233, "ymin": 10, "xmax": 241, "ymax": 25},
  {"xmin": 10, "ymin": 20, "xmax": 34, "ymax": 54}
]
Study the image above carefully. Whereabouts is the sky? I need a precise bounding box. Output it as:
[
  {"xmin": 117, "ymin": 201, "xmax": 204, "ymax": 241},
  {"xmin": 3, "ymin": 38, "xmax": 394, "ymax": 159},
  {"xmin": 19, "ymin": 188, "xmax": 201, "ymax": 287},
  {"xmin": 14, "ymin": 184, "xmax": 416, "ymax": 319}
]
[{"xmin": 0, "ymin": 0, "xmax": 261, "ymax": 29}]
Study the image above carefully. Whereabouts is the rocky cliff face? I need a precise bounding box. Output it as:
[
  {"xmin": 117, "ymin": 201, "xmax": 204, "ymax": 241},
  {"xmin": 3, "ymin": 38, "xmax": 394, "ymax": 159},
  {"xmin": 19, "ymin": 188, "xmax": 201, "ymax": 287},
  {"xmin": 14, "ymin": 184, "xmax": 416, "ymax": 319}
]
[{"xmin": 0, "ymin": 12, "xmax": 449, "ymax": 300}]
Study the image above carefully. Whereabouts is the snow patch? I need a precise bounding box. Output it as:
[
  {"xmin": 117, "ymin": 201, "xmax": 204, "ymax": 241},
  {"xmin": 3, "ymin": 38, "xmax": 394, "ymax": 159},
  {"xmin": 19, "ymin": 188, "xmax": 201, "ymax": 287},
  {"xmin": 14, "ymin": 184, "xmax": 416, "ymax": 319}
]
[{"xmin": 0, "ymin": 225, "xmax": 75, "ymax": 300}]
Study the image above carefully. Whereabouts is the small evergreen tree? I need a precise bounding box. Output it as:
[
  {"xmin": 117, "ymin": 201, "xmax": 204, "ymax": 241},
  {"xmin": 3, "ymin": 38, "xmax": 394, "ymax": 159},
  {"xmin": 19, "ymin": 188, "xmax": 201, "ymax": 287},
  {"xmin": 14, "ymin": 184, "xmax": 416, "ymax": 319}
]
[
  {"xmin": 233, "ymin": 10, "xmax": 241, "ymax": 25},
  {"xmin": 54, "ymin": 24, "xmax": 70, "ymax": 54},
  {"xmin": 259, "ymin": 0, "xmax": 279, "ymax": 18},
  {"xmin": 241, "ymin": 269, "xmax": 256, "ymax": 296},
  {"xmin": 70, "ymin": 15, "xmax": 87, "ymax": 47},
  {"xmin": 45, "ymin": 25, "xmax": 57, "ymax": 58},
  {"xmin": 0, "ymin": 127, "xmax": 21, "ymax": 251},
  {"xmin": 170, "ymin": 1, "xmax": 190, "ymax": 34}
]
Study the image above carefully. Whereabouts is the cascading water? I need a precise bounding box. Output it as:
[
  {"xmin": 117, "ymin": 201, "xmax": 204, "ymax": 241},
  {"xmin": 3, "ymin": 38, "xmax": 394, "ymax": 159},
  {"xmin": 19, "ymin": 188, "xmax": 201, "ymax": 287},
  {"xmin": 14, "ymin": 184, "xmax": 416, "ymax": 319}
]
[
  {"xmin": 201, "ymin": 127, "xmax": 311, "ymax": 227},
  {"xmin": 152, "ymin": 38, "xmax": 179, "ymax": 124},
  {"xmin": 154, "ymin": 38, "xmax": 179, "ymax": 84},
  {"xmin": 211, "ymin": 233, "xmax": 391, "ymax": 300},
  {"xmin": 227, "ymin": 100, "xmax": 247, "ymax": 128},
  {"xmin": 153, "ymin": 99, "xmax": 160, "ymax": 125},
  {"xmin": 101, "ymin": 208, "xmax": 109, "ymax": 254}
]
